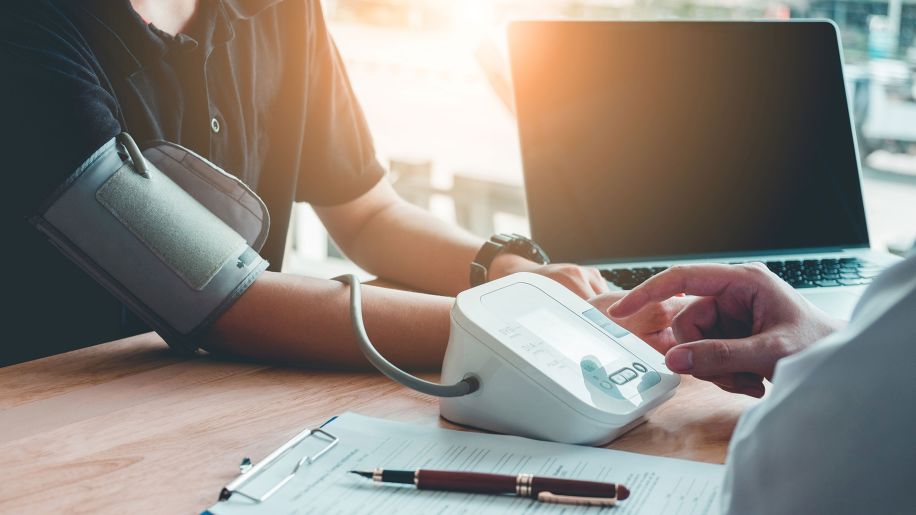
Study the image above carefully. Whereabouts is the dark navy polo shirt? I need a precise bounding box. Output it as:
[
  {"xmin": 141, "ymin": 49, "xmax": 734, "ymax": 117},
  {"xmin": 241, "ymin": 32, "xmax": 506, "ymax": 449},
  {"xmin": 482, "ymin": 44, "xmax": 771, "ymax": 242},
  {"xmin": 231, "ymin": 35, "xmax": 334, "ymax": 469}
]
[{"xmin": 1, "ymin": 0, "xmax": 385, "ymax": 365}]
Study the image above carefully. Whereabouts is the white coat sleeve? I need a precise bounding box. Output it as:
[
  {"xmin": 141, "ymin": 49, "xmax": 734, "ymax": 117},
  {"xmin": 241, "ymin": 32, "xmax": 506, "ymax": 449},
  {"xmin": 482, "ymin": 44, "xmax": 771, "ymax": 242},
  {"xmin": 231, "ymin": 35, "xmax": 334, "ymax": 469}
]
[{"xmin": 720, "ymin": 255, "xmax": 916, "ymax": 515}]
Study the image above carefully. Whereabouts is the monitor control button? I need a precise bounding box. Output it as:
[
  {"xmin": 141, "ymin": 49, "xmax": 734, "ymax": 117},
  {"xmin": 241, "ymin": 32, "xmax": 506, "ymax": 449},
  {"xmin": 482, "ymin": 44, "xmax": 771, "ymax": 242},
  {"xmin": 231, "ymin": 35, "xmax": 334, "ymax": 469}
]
[
  {"xmin": 633, "ymin": 362, "xmax": 647, "ymax": 373},
  {"xmin": 581, "ymin": 359, "xmax": 599, "ymax": 373}
]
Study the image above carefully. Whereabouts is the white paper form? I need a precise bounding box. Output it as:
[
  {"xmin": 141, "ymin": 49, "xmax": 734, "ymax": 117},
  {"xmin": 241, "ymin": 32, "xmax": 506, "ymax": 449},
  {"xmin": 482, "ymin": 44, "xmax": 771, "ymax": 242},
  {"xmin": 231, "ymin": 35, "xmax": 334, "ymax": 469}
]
[{"xmin": 206, "ymin": 412, "xmax": 723, "ymax": 515}]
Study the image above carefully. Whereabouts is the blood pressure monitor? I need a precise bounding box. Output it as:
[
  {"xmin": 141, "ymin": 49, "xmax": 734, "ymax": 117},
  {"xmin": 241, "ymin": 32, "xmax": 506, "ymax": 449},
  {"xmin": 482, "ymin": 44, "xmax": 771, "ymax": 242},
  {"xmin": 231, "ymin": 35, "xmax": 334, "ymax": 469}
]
[
  {"xmin": 439, "ymin": 273, "xmax": 679, "ymax": 445},
  {"xmin": 337, "ymin": 272, "xmax": 679, "ymax": 446}
]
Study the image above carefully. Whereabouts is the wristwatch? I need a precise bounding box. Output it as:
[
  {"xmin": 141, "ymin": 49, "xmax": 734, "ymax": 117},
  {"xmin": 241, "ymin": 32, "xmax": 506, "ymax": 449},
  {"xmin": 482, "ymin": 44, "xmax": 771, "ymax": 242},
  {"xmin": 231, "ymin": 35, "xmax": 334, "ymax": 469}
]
[{"xmin": 469, "ymin": 234, "xmax": 550, "ymax": 287}]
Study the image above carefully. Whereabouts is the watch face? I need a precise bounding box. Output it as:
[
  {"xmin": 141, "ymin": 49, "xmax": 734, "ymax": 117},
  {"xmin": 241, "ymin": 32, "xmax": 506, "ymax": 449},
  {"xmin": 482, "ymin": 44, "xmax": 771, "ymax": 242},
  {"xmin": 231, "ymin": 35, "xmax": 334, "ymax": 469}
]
[{"xmin": 503, "ymin": 235, "xmax": 550, "ymax": 265}]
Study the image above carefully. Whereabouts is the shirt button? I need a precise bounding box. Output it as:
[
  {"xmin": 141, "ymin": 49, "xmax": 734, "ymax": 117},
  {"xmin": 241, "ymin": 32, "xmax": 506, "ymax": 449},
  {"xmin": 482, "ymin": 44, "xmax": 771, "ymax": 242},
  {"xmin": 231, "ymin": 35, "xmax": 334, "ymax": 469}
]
[{"xmin": 210, "ymin": 117, "xmax": 221, "ymax": 134}]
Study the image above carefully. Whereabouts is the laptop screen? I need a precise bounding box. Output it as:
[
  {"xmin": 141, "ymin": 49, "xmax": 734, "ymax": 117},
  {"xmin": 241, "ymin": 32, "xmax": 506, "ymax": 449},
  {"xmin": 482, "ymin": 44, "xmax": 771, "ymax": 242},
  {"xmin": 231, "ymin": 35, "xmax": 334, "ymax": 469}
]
[{"xmin": 509, "ymin": 21, "xmax": 870, "ymax": 264}]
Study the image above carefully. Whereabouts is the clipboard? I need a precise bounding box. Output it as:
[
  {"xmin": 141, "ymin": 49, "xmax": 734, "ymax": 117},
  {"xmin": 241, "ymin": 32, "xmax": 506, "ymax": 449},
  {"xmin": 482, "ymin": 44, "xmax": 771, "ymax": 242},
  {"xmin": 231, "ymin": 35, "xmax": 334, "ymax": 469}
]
[
  {"xmin": 215, "ymin": 417, "xmax": 340, "ymax": 505},
  {"xmin": 203, "ymin": 412, "xmax": 725, "ymax": 515}
]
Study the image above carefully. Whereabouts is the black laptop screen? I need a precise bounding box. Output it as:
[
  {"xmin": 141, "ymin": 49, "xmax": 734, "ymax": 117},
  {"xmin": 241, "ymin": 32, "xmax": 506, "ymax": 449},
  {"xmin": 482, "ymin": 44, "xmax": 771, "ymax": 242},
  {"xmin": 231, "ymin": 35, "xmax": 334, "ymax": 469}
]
[{"xmin": 509, "ymin": 21, "xmax": 870, "ymax": 264}]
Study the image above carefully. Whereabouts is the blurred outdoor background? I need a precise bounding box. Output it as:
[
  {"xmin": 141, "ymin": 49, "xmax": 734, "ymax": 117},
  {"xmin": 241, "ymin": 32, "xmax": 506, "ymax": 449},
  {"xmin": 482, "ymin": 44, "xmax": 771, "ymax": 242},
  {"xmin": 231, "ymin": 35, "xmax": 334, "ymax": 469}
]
[{"xmin": 286, "ymin": 0, "xmax": 916, "ymax": 278}]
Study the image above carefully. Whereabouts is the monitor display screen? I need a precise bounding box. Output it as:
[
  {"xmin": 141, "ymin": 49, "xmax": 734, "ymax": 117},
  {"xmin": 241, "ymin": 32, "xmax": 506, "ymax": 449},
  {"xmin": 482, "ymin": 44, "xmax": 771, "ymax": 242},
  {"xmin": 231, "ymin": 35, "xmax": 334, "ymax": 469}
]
[
  {"xmin": 516, "ymin": 307, "xmax": 621, "ymax": 365},
  {"xmin": 509, "ymin": 22, "xmax": 869, "ymax": 263}
]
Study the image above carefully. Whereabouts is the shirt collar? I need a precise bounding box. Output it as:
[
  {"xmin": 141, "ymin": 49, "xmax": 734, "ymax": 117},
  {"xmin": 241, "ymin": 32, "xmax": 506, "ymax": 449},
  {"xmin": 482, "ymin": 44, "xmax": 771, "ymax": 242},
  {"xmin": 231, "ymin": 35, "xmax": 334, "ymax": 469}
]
[
  {"xmin": 77, "ymin": 0, "xmax": 167, "ymax": 75},
  {"xmin": 78, "ymin": 0, "xmax": 277, "ymax": 75}
]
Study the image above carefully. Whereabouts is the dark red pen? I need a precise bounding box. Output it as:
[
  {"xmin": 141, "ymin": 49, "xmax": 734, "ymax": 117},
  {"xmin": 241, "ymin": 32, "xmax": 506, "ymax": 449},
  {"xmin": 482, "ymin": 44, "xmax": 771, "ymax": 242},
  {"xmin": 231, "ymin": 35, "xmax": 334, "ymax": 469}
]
[{"xmin": 350, "ymin": 468, "xmax": 629, "ymax": 506}]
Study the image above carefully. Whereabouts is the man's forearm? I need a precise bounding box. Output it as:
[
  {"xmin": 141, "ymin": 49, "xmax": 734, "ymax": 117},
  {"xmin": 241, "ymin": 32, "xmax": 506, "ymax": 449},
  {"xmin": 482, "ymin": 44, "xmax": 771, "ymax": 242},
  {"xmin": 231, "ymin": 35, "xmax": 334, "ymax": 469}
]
[
  {"xmin": 203, "ymin": 271, "xmax": 452, "ymax": 369},
  {"xmin": 333, "ymin": 200, "xmax": 484, "ymax": 295},
  {"xmin": 315, "ymin": 180, "xmax": 547, "ymax": 297}
]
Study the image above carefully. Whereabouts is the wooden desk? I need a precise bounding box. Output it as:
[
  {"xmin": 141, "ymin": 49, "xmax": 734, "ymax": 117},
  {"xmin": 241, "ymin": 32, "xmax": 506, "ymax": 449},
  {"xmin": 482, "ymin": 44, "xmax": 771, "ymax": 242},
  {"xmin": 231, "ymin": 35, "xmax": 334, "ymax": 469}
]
[{"xmin": 0, "ymin": 333, "xmax": 757, "ymax": 513}]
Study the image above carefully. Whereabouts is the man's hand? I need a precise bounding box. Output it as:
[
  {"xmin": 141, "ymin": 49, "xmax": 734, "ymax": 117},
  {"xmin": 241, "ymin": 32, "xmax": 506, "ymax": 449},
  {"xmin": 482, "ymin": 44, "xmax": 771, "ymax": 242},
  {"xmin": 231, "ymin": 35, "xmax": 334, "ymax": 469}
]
[
  {"xmin": 608, "ymin": 263, "xmax": 844, "ymax": 397},
  {"xmin": 489, "ymin": 253, "xmax": 609, "ymax": 298}
]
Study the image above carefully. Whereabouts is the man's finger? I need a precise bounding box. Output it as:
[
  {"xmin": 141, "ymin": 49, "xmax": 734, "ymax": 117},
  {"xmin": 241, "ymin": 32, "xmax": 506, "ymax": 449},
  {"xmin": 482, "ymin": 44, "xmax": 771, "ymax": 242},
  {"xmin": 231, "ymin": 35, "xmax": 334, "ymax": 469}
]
[
  {"xmin": 559, "ymin": 268, "xmax": 601, "ymax": 299},
  {"xmin": 574, "ymin": 278, "xmax": 598, "ymax": 299},
  {"xmin": 610, "ymin": 296, "xmax": 692, "ymax": 334},
  {"xmin": 609, "ymin": 263, "xmax": 753, "ymax": 318},
  {"xmin": 588, "ymin": 268, "xmax": 610, "ymax": 295},
  {"xmin": 664, "ymin": 336, "xmax": 766, "ymax": 376},
  {"xmin": 552, "ymin": 274, "xmax": 586, "ymax": 298},
  {"xmin": 606, "ymin": 294, "xmax": 687, "ymax": 321},
  {"xmin": 606, "ymin": 296, "xmax": 693, "ymax": 354},
  {"xmin": 639, "ymin": 327, "xmax": 679, "ymax": 355},
  {"xmin": 588, "ymin": 291, "xmax": 626, "ymax": 313}
]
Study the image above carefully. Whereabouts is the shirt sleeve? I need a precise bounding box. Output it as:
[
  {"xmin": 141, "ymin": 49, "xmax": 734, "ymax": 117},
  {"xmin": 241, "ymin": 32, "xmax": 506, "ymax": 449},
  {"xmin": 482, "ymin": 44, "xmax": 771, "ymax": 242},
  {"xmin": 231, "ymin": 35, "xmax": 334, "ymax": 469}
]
[
  {"xmin": 2, "ymin": 2, "xmax": 122, "ymax": 218},
  {"xmin": 2, "ymin": 3, "xmax": 128, "ymax": 364},
  {"xmin": 293, "ymin": 0, "xmax": 386, "ymax": 206},
  {"xmin": 720, "ymin": 256, "xmax": 916, "ymax": 515}
]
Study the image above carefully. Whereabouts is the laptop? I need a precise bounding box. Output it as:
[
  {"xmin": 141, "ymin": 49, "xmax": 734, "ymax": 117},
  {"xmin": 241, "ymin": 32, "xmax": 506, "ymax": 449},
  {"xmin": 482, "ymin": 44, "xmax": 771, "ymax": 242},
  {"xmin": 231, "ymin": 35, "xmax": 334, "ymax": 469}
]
[{"xmin": 508, "ymin": 20, "xmax": 901, "ymax": 320}]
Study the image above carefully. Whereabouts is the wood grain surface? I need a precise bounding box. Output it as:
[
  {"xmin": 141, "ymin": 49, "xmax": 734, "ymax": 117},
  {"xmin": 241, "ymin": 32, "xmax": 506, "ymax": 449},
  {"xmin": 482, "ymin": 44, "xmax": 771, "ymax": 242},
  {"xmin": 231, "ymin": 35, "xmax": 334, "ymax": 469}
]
[{"xmin": 0, "ymin": 332, "xmax": 758, "ymax": 514}]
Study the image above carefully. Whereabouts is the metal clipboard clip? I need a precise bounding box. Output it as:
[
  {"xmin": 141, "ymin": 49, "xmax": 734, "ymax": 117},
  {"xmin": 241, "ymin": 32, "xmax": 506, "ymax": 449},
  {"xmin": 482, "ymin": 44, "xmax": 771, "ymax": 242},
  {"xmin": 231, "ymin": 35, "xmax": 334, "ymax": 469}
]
[{"xmin": 219, "ymin": 427, "xmax": 340, "ymax": 503}]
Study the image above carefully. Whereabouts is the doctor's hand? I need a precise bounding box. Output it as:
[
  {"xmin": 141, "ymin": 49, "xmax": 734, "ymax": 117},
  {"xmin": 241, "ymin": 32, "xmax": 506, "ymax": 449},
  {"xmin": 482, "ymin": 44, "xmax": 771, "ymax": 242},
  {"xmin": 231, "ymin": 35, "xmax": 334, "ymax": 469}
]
[
  {"xmin": 608, "ymin": 263, "xmax": 844, "ymax": 397},
  {"xmin": 489, "ymin": 254, "xmax": 609, "ymax": 299},
  {"xmin": 589, "ymin": 291, "xmax": 695, "ymax": 351}
]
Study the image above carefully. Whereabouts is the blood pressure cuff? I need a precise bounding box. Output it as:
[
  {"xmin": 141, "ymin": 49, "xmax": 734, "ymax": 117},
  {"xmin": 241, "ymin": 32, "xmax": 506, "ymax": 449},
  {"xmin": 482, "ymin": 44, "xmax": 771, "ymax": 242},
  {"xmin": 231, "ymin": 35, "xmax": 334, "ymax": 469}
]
[{"xmin": 30, "ymin": 133, "xmax": 270, "ymax": 353}]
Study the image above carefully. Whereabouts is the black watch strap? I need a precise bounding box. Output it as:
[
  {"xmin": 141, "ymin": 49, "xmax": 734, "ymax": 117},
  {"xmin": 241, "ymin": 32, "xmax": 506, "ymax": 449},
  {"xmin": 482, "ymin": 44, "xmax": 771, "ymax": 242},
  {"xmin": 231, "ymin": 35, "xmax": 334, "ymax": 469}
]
[{"xmin": 469, "ymin": 234, "xmax": 550, "ymax": 287}]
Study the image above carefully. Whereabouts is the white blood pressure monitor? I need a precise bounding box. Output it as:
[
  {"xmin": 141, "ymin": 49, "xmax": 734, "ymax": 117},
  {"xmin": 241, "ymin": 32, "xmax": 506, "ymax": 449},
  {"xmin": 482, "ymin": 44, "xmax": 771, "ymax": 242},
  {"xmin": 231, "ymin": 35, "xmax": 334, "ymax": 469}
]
[
  {"xmin": 337, "ymin": 272, "xmax": 679, "ymax": 447},
  {"xmin": 440, "ymin": 273, "xmax": 679, "ymax": 445}
]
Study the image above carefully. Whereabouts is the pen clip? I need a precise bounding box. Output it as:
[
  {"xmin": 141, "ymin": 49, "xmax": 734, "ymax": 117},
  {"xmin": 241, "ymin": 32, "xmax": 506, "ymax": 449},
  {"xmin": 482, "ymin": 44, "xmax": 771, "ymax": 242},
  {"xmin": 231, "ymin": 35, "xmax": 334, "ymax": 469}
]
[{"xmin": 537, "ymin": 491, "xmax": 618, "ymax": 507}]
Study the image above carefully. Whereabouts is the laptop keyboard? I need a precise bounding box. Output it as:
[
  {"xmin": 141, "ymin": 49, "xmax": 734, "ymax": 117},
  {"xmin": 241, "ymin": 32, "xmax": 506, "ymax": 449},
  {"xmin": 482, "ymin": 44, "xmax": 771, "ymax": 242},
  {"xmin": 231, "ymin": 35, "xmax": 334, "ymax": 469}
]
[{"xmin": 600, "ymin": 257, "xmax": 881, "ymax": 290}]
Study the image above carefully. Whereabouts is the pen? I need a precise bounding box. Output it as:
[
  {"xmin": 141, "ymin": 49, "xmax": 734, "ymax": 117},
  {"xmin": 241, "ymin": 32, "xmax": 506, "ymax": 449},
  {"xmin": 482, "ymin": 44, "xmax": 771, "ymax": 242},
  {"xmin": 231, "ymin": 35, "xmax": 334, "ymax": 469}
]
[{"xmin": 349, "ymin": 468, "xmax": 629, "ymax": 506}]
